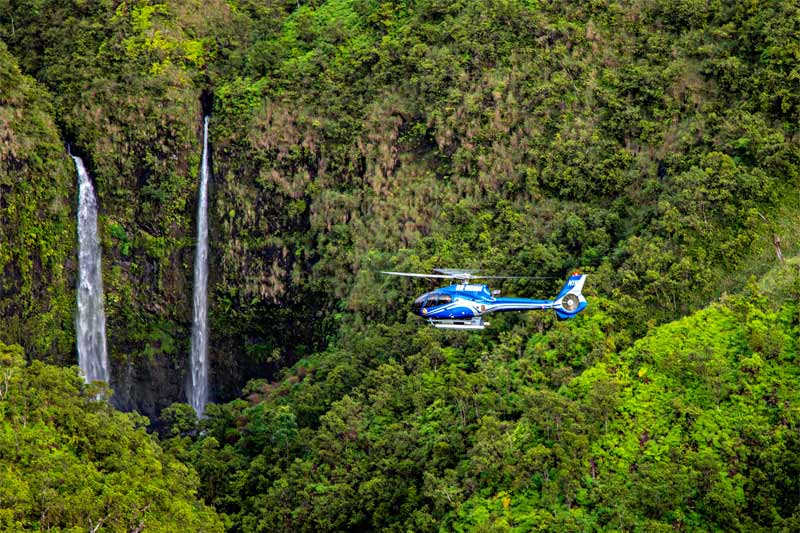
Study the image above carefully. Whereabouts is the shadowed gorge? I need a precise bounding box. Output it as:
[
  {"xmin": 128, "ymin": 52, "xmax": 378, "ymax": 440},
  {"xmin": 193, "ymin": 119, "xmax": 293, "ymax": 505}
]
[{"xmin": 1, "ymin": 0, "xmax": 799, "ymax": 530}]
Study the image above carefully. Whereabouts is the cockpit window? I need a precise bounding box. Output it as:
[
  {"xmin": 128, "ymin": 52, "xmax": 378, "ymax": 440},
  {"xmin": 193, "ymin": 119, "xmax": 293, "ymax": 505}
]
[
  {"xmin": 425, "ymin": 293, "xmax": 452, "ymax": 308},
  {"xmin": 412, "ymin": 292, "xmax": 452, "ymax": 313},
  {"xmin": 412, "ymin": 293, "xmax": 429, "ymax": 312}
]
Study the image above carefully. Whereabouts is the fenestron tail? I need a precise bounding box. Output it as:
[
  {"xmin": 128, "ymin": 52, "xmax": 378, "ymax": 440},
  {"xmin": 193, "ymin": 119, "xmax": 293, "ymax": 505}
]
[{"xmin": 554, "ymin": 273, "xmax": 587, "ymax": 320}]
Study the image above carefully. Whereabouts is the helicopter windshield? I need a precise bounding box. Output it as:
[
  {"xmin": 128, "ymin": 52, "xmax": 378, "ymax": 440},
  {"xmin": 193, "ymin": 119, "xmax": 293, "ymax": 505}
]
[
  {"xmin": 424, "ymin": 293, "xmax": 452, "ymax": 308},
  {"xmin": 411, "ymin": 292, "xmax": 453, "ymax": 313},
  {"xmin": 412, "ymin": 293, "xmax": 430, "ymax": 313}
]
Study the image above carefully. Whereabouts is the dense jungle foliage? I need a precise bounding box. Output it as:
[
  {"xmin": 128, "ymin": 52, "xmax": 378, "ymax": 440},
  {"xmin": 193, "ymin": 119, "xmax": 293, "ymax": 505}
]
[
  {"xmin": 163, "ymin": 274, "xmax": 800, "ymax": 531},
  {"xmin": 1, "ymin": 0, "xmax": 800, "ymax": 530},
  {"xmin": 0, "ymin": 342, "xmax": 223, "ymax": 531}
]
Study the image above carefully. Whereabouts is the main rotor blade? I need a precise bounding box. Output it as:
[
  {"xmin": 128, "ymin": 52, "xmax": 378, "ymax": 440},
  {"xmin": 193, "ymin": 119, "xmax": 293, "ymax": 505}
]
[
  {"xmin": 433, "ymin": 268, "xmax": 478, "ymax": 276},
  {"xmin": 431, "ymin": 268, "xmax": 556, "ymax": 280},
  {"xmin": 382, "ymin": 271, "xmax": 559, "ymax": 281},
  {"xmin": 471, "ymin": 275, "xmax": 558, "ymax": 280},
  {"xmin": 380, "ymin": 271, "xmax": 457, "ymax": 279}
]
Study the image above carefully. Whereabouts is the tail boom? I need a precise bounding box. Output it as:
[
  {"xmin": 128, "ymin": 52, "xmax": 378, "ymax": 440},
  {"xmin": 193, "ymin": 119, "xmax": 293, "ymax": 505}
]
[{"xmin": 479, "ymin": 273, "xmax": 587, "ymax": 319}]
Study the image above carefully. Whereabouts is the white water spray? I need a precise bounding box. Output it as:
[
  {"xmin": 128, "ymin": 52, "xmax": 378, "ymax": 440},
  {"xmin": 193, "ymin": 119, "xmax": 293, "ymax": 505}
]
[
  {"xmin": 73, "ymin": 155, "xmax": 110, "ymax": 385},
  {"xmin": 189, "ymin": 116, "xmax": 211, "ymax": 416}
]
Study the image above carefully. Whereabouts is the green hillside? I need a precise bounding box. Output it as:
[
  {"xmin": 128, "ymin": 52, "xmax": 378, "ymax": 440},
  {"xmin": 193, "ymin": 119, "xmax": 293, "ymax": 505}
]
[
  {"xmin": 162, "ymin": 275, "xmax": 800, "ymax": 531},
  {"xmin": 0, "ymin": 42, "xmax": 75, "ymax": 360},
  {"xmin": 0, "ymin": 0, "xmax": 799, "ymax": 530}
]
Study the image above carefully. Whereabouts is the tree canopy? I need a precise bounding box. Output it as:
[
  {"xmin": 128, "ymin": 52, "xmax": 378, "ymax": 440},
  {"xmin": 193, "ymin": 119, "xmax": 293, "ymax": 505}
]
[
  {"xmin": 0, "ymin": 341, "xmax": 223, "ymax": 532},
  {"xmin": 154, "ymin": 271, "xmax": 800, "ymax": 531},
  {"xmin": 0, "ymin": 0, "xmax": 799, "ymax": 531}
]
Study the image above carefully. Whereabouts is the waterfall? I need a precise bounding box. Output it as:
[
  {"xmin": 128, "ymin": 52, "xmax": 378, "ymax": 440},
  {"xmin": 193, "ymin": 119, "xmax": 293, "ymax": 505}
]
[
  {"xmin": 73, "ymin": 155, "xmax": 110, "ymax": 385},
  {"xmin": 189, "ymin": 116, "xmax": 211, "ymax": 417}
]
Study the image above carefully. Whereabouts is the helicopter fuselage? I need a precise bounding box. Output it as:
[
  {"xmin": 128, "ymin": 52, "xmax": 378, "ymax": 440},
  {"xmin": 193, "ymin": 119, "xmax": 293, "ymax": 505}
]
[{"xmin": 411, "ymin": 274, "xmax": 587, "ymax": 329}]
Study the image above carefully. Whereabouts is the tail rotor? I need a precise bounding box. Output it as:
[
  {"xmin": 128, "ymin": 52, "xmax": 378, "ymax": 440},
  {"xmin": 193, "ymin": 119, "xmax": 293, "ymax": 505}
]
[{"xmin": 554, "ymin": 273, "xmax": 587, "ymax": 320}]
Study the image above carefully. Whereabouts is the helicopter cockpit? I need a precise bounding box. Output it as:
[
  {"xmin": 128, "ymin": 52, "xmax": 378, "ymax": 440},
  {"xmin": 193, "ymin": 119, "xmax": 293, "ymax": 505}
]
[{"xmin": 412, "ymin": 292, "xmax": 452, "ymax": 313}]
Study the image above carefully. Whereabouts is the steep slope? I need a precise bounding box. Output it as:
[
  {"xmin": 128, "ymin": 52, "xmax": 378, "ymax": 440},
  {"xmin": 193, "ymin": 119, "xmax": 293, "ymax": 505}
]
[
  {"xmin": 1, "ymin": 2, "xmax": 799, "ymax": 531},
  {"xmin": 212, "ymin": 0, "xmax": 800, "ymax": 325}
]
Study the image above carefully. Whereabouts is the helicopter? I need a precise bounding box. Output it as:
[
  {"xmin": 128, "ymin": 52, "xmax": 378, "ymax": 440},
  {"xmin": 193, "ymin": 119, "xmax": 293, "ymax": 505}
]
[{"xmin": 382, "ymin": 269, "xmax": 587, "ymax": 330}]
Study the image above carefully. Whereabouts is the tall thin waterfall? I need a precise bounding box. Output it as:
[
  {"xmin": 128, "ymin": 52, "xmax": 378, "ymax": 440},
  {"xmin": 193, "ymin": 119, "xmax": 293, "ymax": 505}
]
[
  {"xmin": 73, "ymin": 155, "xmax": 109, "ymax": 385},
  {"xmin": 189, "ymin": 116, "xmax": 211, "ymax": 417}
]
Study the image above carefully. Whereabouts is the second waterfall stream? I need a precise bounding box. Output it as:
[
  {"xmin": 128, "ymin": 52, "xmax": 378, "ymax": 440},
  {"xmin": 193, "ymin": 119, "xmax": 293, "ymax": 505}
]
[{"xmin": 189, "ymin": 116, "xmax": 211, "ymax": 417}]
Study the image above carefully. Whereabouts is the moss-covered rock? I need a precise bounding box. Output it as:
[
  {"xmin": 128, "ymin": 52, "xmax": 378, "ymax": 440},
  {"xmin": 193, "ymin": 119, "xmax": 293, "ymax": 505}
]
[{"xmin": 0, "ymin": 41, "xmax": 75, "ymax": 363}]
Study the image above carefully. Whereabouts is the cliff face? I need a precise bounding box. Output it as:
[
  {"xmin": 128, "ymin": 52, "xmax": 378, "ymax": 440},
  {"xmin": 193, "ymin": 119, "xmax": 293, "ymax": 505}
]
[
  {"xmin": 1, "ymin": 3, "xmax": 207, "ymax": 416},
  {"xmin": 1, "ymin": 1, "xmax": 799, "ymax": 419},
  {"xmin": 0, "ymin": 43, "xmax": 75, "ymax": 364},
  {"xmin": 0, "ymin": 1, "xmax": 332, "ymax": 417}
]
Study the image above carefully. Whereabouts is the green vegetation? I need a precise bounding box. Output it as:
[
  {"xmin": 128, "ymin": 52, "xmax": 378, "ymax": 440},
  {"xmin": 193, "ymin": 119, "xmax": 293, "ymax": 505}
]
[
  {"xmin": 2, "ymin": 0, "xmax": 798, "ymax": 411},
  {"xmin": 0, "ymin": 341, "xmax": 222, "ymax": 531},
  {"xmin": 161, "ymin": 278, "xmax": 800, "ymax": 531},
  {"xmin": 0, "ymin": 42, "xmax": 75, "ymax": 361},
  {"xmin": 1, "ymin": 0, "xmax": 800, "ymax": 530}
]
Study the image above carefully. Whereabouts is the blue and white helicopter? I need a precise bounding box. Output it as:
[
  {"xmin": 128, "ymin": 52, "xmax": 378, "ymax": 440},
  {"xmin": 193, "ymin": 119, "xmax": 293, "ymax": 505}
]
[{"xmin": 382, "ymin": 269, "xmax": 587, "ymax": 330}]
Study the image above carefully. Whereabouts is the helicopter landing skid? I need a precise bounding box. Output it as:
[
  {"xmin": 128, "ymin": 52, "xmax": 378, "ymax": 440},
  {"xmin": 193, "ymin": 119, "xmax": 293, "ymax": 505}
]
[{"xmin": 429, "ymin": 318, "xmax": 488, "ymax": 330}]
